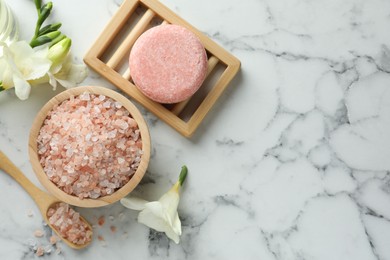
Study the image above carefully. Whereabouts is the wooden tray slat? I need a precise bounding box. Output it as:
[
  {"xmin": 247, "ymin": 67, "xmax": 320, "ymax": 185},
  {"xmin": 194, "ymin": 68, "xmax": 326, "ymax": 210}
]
[
  {"xmin": 122, "ymin": 68, "xmax": 131, "ymax": 80},
  {"xmin": 107, "ymin": 8, "xmax": 156, "ymax": 69},
  {"xmin": 84, "ymin": 0, "xmax": 240, "ymax": 137},
  {"xmin": 188, "ymin": 65, "xmax": 238, "ymax": 129},
  {"xmin": 90, "ymin": 0, "xmax": 140, "ymax": 58}
]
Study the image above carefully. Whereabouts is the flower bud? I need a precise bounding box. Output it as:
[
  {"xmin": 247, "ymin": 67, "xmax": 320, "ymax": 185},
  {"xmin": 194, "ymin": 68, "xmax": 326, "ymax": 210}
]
[
  {"xmin": 37, "ymin": 2, "xmax": 53, "ymax": 27},
  {"xmin": 47, "ymin": 37, "xmax": 71, "ymax": 65},
  {"xmin": 30, "ymin": 30, "xmax": 61, "ymax": 48},
  {"xmin": 49, "ymin": 34, "xmax": 66, "ymax": 47},
  {"xmin": 38, "ymin": 22, "xmax": 62, "ymax": 37}
]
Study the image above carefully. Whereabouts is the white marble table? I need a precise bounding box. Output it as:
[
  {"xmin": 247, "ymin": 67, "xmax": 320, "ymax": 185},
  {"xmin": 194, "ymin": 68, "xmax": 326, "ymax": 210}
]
[{"xmin": 1, "ymin": 0, "xmax": 390, "ymax": 259}]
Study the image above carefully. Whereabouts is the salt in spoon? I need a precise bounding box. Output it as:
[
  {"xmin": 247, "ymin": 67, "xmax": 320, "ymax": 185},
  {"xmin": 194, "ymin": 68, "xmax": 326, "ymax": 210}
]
[{"xmin": 0, "ymin": 151, "xmax": 93, "ymax": 249}]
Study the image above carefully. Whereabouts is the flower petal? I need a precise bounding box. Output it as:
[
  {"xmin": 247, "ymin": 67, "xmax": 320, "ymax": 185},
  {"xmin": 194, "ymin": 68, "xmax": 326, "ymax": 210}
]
[
  {"xmin": 138, "ymin": 202, "xmax": 168, "ymax": 232},
  {"xmin": 33, "ymin": 44, "xmax": 50, "ymax": 59},
  {"xmin": 158, "ymin": 188, "xmax": 180, "ymax": 227},
  {"xmin": 13, "ymin": 74, "xmax": 31, "ymax": 100},
  {"xmin": 7, "ymin": 41, "xmax": 51, "ymax": 81},
  {"xmin": 120, "ymin": 196, "xmax": 149, "ymax": 210},
  {"xmin": 24, "ymin": 58, "xmax": 52, "ymax": 81},
  {"xmin": 55, "ymin": 63, "xmax": 88, "ymax": 84},
  {"xmin": 138, "ymin": 201, "xmax": 181, "ymax": 244},
  {"xmin": 0, "ymin": 58, "xmax": 12, "ymax": 89},
  {"xmin": 172, "ymin": 211, "xmax": 182, "ymax": 236},
  {"xmin": 164, "ymin": 219, "xmax": 180, "ymax": 244},
  {"xmin": 47, "ymin": 72, "xmax": 57, "ymax": 90},
  {"xmin": 53, "ymin": 55, "xmax": 88, "ymax": 88},
  {"xmin": 9, "ymin": 41, "xmax": 34, "ymax": 61},
  {"xmin": 1, "ymin": 43, "xmax": 22, "ymax": 77},
  {"xmin": 1, "ymin": 66, "xmax": 14, "ymax": 89}
]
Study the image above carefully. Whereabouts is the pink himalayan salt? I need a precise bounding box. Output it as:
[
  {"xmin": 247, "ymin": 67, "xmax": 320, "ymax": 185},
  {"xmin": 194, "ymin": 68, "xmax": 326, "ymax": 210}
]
[
  {"xmin": 47, "ymin": 202, "xmax": 92, "ymax": 245},
  {"xmin": 49, "ymin": 235, "xmax": 58, "ymax": 245},
  {"xmin": 34, "ymin": 229, "xmax": 44, "ymax": 238},
  {"xmin": 36, "ymin": 246, "xmax": 44, "ymax": 257},
  {"xmin": 37, "ymin": 92, "xmax": 143, "ymax": 199},
  {"xmin": 110, "ymin": 226, "xmax": 117, "ymax": 233},
  {"xmin": 98, "ymin": 235, "xmax": 107, "ymax": 247},
  {"xmin": 98, "ymin": 215, "xmax": 105, "ymax": 226}
]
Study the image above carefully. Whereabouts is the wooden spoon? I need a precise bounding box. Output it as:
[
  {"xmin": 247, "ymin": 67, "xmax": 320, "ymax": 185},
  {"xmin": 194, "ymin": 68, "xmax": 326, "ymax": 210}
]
[{"xmin": 0, "ymin": 151, "xmax": 93, "ymax": 249}]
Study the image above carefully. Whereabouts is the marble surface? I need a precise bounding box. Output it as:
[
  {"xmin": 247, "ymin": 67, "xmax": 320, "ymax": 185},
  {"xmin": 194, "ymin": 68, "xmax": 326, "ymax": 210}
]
[{"xmin": 1, "ymin": 0, "xmax": 390, "ymax": 259}]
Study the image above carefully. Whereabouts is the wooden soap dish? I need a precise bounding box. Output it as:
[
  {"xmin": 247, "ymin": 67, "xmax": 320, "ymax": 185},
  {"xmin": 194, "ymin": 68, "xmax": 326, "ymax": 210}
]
[{"xmin": 84, "ymin": 0, "xmax": 240, "ymax": 137}]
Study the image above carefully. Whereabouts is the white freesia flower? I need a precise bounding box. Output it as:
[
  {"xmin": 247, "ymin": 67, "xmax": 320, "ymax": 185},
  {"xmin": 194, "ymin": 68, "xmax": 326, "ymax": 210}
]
[
  {"xmin": 0, "ymin": 39, "xmax": 88, "ymax": 99},
  {"xmin": 0, "ymin": 41, "xmax": 51, "ymax": 99},
  {"xmin": 42, "ymin": 38, "xmax": 88, "ymax": 90},
  {"xmin": 120, "ymin": 166, "xmax": 188, "ymax": 244},
  {"xmin": 49, "ymin": 54, "xmax": 88, "ymax": 90},
  {"xmin": 0, "ymin": 0, "xmax": 88, "ymax": 99}
]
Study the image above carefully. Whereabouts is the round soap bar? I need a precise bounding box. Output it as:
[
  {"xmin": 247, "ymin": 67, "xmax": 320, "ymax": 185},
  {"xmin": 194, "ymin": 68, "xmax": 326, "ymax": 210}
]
[{"xmin": 129, "ymin": 24, "xmax": 208, "ymax": 104}]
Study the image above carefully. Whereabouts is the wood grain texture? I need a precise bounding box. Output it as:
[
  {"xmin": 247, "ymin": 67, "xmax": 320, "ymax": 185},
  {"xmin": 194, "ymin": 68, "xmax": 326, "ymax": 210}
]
[
  {"xmin": 84, "ymin": 0, "xmax": 240, "ymax": 137},
  {"xmin": 28, "ymin": 86, "xmax": 151, "ymax": 208}
]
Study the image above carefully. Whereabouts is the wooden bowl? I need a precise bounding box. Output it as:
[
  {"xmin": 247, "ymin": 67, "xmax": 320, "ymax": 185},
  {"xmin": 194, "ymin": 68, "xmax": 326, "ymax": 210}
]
[{"xmin": 28, "ymin": 86, "xmax": 151, "ymax": 208}]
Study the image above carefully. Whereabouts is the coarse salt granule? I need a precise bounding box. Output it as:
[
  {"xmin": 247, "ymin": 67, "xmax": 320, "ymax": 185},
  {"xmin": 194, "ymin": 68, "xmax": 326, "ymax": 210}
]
[
  {"xmin": 37, "ymin": 93, "xmax": 143, "ymax": 199},
  {"xmin": 98, "ymin": 215, "xmax": 105, "ymax": 226},
  {"xmin": 47, "ymin": 203, "xmax": 92, "ymax": 245},
  {"xmin": 49, "ymin": 235, "xmax": 58, "ymax": 245},
  {"xmin": 35, "ymin": 246, "xmax": 44, "ymax": 257},
  {"xmin": 34, "ymin": 229, "xmax": 44, "ymax": 238},
  {"xmin": 110, "ymin": 226, "xmax": 117, "ymax": 233}
]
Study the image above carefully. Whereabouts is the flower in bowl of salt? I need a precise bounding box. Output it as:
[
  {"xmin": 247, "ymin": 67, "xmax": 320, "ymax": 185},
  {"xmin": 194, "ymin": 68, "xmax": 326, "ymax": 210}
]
[{"xmin": 120, "ymin": 166, "xmax": 188, "ymax": 244}]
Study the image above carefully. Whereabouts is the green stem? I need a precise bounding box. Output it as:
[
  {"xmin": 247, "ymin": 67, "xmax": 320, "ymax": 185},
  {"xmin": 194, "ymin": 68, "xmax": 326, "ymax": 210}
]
[
  {"xmin": 31, "ymin": 1, "xmax": 53, "ymax": 44},
  {"xmin": 34, "ymin": 0, "xmax": 42, "ymax": 13},
  {"xmin": 178, "ymin": 165, "xmax": 188, "ymax": 186},
  {"xmin": 33, "ymin": 21, "xmax": 40, "ymax": 39}
]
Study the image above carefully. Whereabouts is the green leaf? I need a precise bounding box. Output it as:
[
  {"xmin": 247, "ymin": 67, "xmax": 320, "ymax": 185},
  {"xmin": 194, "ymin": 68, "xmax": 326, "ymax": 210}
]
[
  {"xmin": 38, "ymin": 22, "xmax": 62, "ymax": 36},
  {"xmin": 0, "ymin": 81, "xmax": 4, "ymax": 92}
]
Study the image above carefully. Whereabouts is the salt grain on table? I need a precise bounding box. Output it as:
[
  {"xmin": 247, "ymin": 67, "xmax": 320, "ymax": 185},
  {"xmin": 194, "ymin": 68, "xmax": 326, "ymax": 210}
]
[
  {"xmin": 55, "ymin": 246, "xmax": 62, "ymax": 255},
  {"xmin": 98, "ymin": 215, "xmax": 105, "ymax": 226},
  {"xmin": 110, "ymin": 226, "xmax": 117, "ymax": 233},
  {"xmin": 37, "ymin": 93, "xmax": 143, "ymax": 199},
  {"xmin": 35, "ymin": 246, "xmax": 44, "ymax": 257},
  {"xmin": 27, "ymin": 209, "xmax": 34, "ymax": 217},
  {"xmin": 98, "ymin": 235, "xmax": 107, "ymax": 247},
  {"xmin": 49, "ymin": 235, "xmax": 58, "ymax": 245},
  {"xmin": 34, "ymin": 229, "xmax": 44, "ymax": 238}
]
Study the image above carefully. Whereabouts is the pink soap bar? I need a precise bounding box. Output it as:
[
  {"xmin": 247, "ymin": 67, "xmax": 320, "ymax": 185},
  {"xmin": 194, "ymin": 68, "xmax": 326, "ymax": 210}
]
[{"xmin": 129, "ymin": 24, "xmax": 208, "ymax": 104}]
